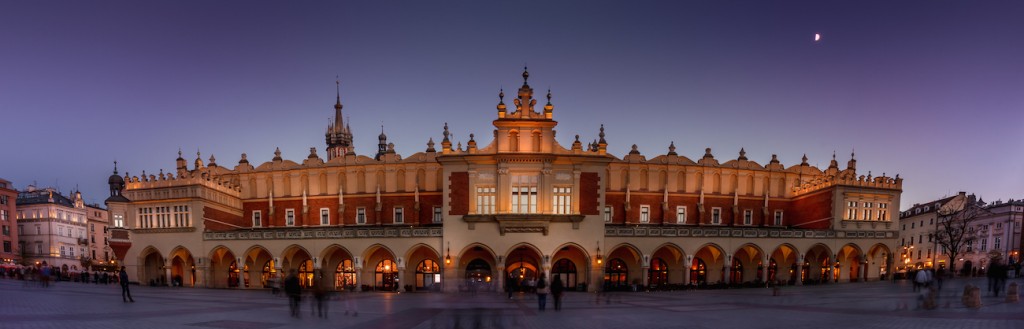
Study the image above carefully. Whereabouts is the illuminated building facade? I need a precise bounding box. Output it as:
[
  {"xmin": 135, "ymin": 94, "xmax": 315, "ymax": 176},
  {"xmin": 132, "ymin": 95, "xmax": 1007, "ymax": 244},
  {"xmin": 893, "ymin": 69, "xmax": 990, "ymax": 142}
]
[
  {"xmin": 16, "ymin": 186, "xmax": 89, "ymax": 272},
  {"xmin": 107, "ymin": 70, "xmax": 903, "ymax": 291},
  {"xmin": 0, "ymin": 178, "xmax": 18, "ymax": 265}
]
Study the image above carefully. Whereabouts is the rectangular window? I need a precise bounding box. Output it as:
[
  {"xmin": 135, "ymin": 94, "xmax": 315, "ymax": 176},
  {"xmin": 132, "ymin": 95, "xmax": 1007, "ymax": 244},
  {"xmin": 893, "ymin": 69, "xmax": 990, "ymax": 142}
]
[
  {"xmin": 743, "ymin": 210, "xmax": 753, "ymax": 225},
  {"xmin": 36, "ymin": 244, "xmax": 42, "ymax": 255},
  {"xmin": 712, "ymin": 207, "xmax": 722, "ymax": 225},
  {"xmin": 285, "ymin": 209, "xmax": 295, "ymax": 226},
  {"xmin": 639, "ymin": 205, "xmax": 650, "ymax": 223},
  {"xmin": 774, "ymin": 210, "xmax": 783, "ymax": 226},
  {"xmin": 552, "ymin": 187, "xmax": 572, "ymax": 215},
  {"xmin": 2, "ymin": 241, "xmax": 10, "ymax": 253},
  {"xmin": 2, "ymin": 225, "xmax": 8, "ymax": 236},
  {"xmin": 356, "ymin": 207, "xmax": 366, "ymax": 224},
  {"xmin": 981, "ymin": 238, "xmax": 988, "ymax": 251},
  {"xmin": 1, "ymin": 209, "xmax": 7, "ymax": 221},
  {"xmin": 476, "ymin": 187, "xmax": 495, "ymax": 214},
  {"xmin": 864, "ymin": 202, "xmax": 873, "ymax": 208},
  {"xmin": 676, "ymin": 206, "xmax": 686, "ymax": 224},
  {"xmin": 510, "ymin": 175, "xmax": 538, "ymax": 214},
  {"xmin": 878, "ymin": 210, "xmax": 887, "ymax": 220},
  {"xmin": 967, "ymin": 240, "xmax": 973, "ymax": 252},
  {"xmin": 113, "ymin": 214, "xmax": 124, "ymax": 228},
  {"xmin": 393, "ymin": 207, "xmax": 404, "ymax": 224},
  {"xmin": 433, "ymin": 206, "xmax": 442, "ymax": 223},
  {"xmin": 252, "ymin": 211, "xmax": 262, "ymax": 227},
  {"xmin": 320, "ymin": 208, "xmax": 330, "ymax": 226},
  {"xmin": 18, "ymin": 225, "xmax": 23, "ymax": 235},
  {"xmin": 0, "ymin": 195, "xmax": 6, "ymax": 204},
  {"xmin": 995, "ymin": 237, "xmax": 1001, "ymax": 250},
  {"xmin": 604, "ymin": 206, "xmax": 613, "ymax": 222},
  {"xmin": 863, "ymin": 209, "xmax": 870, "ymax": 221}
]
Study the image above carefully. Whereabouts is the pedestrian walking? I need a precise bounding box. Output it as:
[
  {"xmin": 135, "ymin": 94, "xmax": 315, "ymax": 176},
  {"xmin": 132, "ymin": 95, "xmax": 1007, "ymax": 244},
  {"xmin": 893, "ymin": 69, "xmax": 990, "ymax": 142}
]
[
  {"xmin": 551, "ymin": 275, "xmax": 565, "ymax": 311},
  {"xmin": 914, "ymin": 269, "xmax": 930, "ymax": 292},
  {"xmin": 536, "ymin": 274, "xmax": 549, "ymax": 311},
  {"xmin": 119, "ymin": 266, "xmax": 134, "ymax": 302},
  {"xmin": 343, "ymin": 289, "xmax": 359, "ymax": 316},
  {"xmin": 312, "ymin": 279, "xmax": 327, "ymax": 318},
  {"xmin": 284, "ymin": 270, "xmax": 302, "ymax": 318}
]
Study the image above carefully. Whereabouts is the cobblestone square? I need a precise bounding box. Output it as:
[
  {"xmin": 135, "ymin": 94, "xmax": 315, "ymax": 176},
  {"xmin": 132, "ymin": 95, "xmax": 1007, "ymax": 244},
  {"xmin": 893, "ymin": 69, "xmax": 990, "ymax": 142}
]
[{"xmin": 3, "ymin": 278, "xmax": 1023, "ymax": 329}]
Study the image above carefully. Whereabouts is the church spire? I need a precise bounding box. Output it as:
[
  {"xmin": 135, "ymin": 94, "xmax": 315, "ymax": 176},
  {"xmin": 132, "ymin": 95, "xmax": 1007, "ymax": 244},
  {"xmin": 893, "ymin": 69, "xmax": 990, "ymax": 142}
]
[{"xmin": 326, "ymin": 77, "xmax": 354, "ymax": 160}]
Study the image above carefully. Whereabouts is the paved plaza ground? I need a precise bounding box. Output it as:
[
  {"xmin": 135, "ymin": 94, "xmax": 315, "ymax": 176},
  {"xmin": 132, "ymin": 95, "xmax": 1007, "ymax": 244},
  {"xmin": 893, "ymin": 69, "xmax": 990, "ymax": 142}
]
[{"xmin": 2, "ymin": 277, "xmax": 1024, "ymax": 329}]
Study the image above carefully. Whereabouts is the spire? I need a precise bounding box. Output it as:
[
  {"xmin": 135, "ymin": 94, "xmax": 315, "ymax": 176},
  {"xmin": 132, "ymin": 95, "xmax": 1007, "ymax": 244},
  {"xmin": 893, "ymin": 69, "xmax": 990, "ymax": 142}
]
[
  {"xmin": 496, "ymin": 88, "xmax": 507, "ymax": 118},
  {"xmin": 668, "ymin": 142, "xmax": 677, "ymax": 155},
  {"xmin": 828, "ymin": 151, "xmax": 839, "ymax": 169},
  {"xmin": 738, "ymin": 148, "xmax": 747, "ymax": 161},
  {"xmin": 273, "ymin": 147, "xmax": 282, "ymax": 161},
  {"xmin": 847, "ymin": 149, "xmax": 857, "ymax": 171},
  {"xmin": 801, "ymin": 154, "xmax": 809, "ymax": 166},
  {"xmin": 522, "ymin": 65, "xmax": 529, "ymax": 86},
  {"xmin": 426, "ymin": 138, "xmax": 436, "ymax": 153}
]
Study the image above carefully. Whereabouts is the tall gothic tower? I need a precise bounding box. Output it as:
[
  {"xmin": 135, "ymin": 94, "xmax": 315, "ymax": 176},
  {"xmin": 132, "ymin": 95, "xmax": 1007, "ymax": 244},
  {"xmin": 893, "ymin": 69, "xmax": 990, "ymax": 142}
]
[{"xmin": 326, "ymin": 80, "xmax": 354, "ymax": 160}]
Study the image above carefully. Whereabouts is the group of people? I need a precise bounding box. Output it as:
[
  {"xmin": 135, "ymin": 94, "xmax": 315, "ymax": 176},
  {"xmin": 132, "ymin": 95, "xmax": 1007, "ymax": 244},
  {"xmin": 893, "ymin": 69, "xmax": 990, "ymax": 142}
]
[
  {"xmin": 912, "ymin": 268, "xmax": 945, "ymax": 292},
  {"xmin": 532, "ymin": 274, "xmax": 566, "ymax": 311},
  {"xmin": 281, "ymin": 269, "xmax": 358, "ymax": 318}
]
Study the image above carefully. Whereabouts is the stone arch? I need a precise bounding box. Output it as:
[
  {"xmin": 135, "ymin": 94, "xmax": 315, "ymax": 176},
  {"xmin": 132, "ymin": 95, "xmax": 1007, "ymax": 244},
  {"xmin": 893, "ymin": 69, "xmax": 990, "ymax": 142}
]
[
  {"xmin": 712, "ymin": 172, "xmax": 722, "ymax": 193},
  {"xmin": 551, "ymin": 242, "xmax": 591, "ymax": 291},
  {"xmin": 504, "ymin": 243, "xmax": 544, "ymax": 292},
  {"xmin": 866, "ymin": 243, "xmax": 893, "ymax": 281},
  {"xmin": 509, "ymin": 130, "xmax": 520, "ymax": 152},
  {"xmin": 804, "ymin": 243, "xmax": 834, "ymax": 284},
  {"xmin": 168, "ymin": 246, "xmax": 195, "ymax": 288},
  {"xmin": 396, "ymin": 169, "xmax": 406, "ymax": 192},
  {"xmin": 691, "ymin": 243, "xmax": 726, "ymax": 285},
  {"xmin": 458, "ymin": 243, "xmax": 499, "ymax": 293},
  {"xmin": 243, "ymin": 245, "xmax": 275, "ymax": 289},
  {"xmin": 138, "ymin": 245, "xmax": 164, "ymax": 287},
  {"xmin": 208, "ymin": 245, "xmax": 238, "ymax": 288},
  {"xmin": 658, "ymin": 170, "xmax": 668, "ymax": 190},
  {"xmin": 404, "ymin": 243, "xmax": 441, "ymax": 292},
  {"xmin": 732, "ymin": 243, "xmax": 767, "ymax": 284},
  {"xmin": 650, "ymin": 242, "xmax": 686, "ymax": 287},
  {"xmin": 362, "ymin": 244, "xmax": 398, "ymax": 291},
  {"xmin": 605, "ymin": 243, "xmax": 642, "ymax": 290},
  {"xmin": 320, "ymin": 244, "xmax": 354, "ymax": 290},
  {"xmin": 639, "ymin": 169, "xmax": 649, "ymax": 191},
  {"xmin": 677, "ymin": 170, "xmax": 687, "ymax": 193},
  {"xmin": 769, "ymin": 243, "xmax": 800, "ymax": 284},
  {"xmin": 281, "ymin": 244, "xmax": 314, "ymax": 287},
  {"xmin": 837, "ymin": 243, "xmax": 865, "ymax": 282}
]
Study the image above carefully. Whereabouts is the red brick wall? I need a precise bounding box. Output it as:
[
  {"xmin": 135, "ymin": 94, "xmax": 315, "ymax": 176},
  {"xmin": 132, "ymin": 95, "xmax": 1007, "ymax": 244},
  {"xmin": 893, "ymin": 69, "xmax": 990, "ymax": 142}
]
[
  {"xmin": 579, "ymin": 172, "xmax": 600, "ymax": 215},
  {"xmin": 202, "ymin": 206, "xmax": 243, "ymax": 231},
  {"xmin": 790, "ymin": 189, "xmax": 833, "ymax": 229},
  {"xmin": 239, "ymin": 193, "xmax": 444, "ymax": 229},
  {"xmin": 449, "ymin": 172, "xmax": 468, "ymax": 215}
]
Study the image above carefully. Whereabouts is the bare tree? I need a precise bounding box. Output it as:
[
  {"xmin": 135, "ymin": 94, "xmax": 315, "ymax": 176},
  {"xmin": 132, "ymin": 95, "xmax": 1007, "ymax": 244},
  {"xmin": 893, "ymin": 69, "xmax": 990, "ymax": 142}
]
[{"xmin": 934, "ymin": 199, "xmax": 988, "ymax": 276}]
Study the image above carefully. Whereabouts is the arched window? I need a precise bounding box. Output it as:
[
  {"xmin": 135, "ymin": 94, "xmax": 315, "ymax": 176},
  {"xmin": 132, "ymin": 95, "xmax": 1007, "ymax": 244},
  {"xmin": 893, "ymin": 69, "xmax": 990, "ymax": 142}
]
[
  {"xmin": 262, "ymin": 260, "xmax": 276, "ymax": 287},
  {"xmin": 509, "ymin": 131, "xmax": 520, "ymax": 152},
  {"xmin": 690, "ymin": 258, "xmax": 707, "ymax": 285},
  {"xmin": 375, "ymin": 259, "xmax": 397, "ymax": 291},
  {"xmin": 335, "ymin": 259, "xmax": 356, "ymax": 290},
  {"xmin": 604, "ymin": 258, "xmax": 628, "ymax": 291},
  {"xmin": 552, "ymin": 259, "xmax": 577, "ymax": 291},
  {"xmin": 416, "ymin": 259, "xmax": 440, "ymax": 290},
  {"xmin": 648, "ymin": 258, "xmax": 668, "ymax": 287},
  {"xmin": 298, "ymin": 259, "xmax": 314, "ymax": 288}
]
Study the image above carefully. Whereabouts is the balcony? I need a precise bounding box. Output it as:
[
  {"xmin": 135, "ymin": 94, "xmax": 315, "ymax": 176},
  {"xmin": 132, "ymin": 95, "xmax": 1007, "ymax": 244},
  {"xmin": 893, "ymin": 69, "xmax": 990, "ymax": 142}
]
[{"xmin": 77, "ymin": 238, "xmax": 88, "ymax": 245}]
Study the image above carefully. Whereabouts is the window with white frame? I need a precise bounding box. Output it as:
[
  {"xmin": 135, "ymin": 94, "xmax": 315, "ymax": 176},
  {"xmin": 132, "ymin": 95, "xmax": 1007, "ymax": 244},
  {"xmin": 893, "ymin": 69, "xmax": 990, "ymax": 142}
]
[
  {"xmin": 510, "ymin": 175, "xmax": 538, "ymax": 214},
  {"xmin": 676, "ymin": 206, "xmax": 686, "ymax": 224},
  {"xmin": 285, "ymin": 209, "xmax": 295, "ymax": 226},
  {"xmin": 743, "ymin": 209, "xmax": 753, "ymax": 225},
  {"xmin": 774, "ymin": 210, "xmax": 783, "ymax": 226},
  {"xmin": 476, "ymin": 186, "xmax": 495, "ymax": 214},
  {"xmin": 711, "ymin": 207, "xmax": 722, "ymax": 224},
  {"xmin": 863, "ymin": 209, "xmax": 871, "ymax": 221},
  {"xmin": 639, "ymin": 205, "xmax": 650, "ymax": 223},
  {"xmin": 604, "ymin": 206, "xmax": 613, "ymax": 222},
  {"xmin": 980, "ymin": 238, "xmax": 987, "ymax": 251},
  {"xmin": 393, "ymin": 207, "xmax": 404, "ymax": 224},
  {"xmin": 433, "ymin": 206, "xmax": 443, "ymax": 223},
  {"xmin": 320, "ymin": 208, "xmax": 330, "ymax": 226},
  {"xmin": 995, "ymin": 237, "xmax": 1001, "ymax": 250},
  {"xmin": 552, "ymin": 186, "xmax": 572, "ymax": 214},
  {"xmin": 113, "ymin": 214, "xmax": 124, "ymax": 228},
  {"xmin": 356, "ymin": 207, "xmax": 366, "ymax": 224},
  {"xmin": 847, "ymin": 201, "xmax": 857, "ymax": 220}
]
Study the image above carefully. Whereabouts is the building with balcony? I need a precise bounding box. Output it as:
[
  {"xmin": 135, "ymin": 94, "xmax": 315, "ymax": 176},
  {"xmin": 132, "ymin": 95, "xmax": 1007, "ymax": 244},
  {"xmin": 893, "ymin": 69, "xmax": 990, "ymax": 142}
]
[
  {"xmin": 15, "ymin": 186, "xmax": 89, "ymax": 273},
  {"xmin": 107, "ymin": 70, "xmax": 903, "ymax": 291},
  {"xmin": 897, "ymin": 192, "xmax": 968, "ymax": 273}
]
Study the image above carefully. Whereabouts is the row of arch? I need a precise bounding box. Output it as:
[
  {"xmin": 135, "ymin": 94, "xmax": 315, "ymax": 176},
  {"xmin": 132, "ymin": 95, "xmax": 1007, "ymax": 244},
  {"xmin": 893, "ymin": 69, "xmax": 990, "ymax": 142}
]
[{"xmin": 135, "ymin": 241, "xmax": 892, "ymax": 292}]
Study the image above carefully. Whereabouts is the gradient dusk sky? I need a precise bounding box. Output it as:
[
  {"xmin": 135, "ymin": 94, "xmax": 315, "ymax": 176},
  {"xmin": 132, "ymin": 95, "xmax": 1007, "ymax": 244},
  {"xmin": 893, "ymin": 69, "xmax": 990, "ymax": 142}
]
[{"xmin": 2, "ymin": 1, "xmax": 1022, "ymax": 208}]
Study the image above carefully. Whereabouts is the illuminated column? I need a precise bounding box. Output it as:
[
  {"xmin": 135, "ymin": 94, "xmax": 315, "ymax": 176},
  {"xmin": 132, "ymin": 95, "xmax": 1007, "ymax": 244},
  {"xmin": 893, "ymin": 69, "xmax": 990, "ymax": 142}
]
[
  {"xmin": 761, "ymin": 257, "xmax": 769, "ymax": 284},
  {"xmin": 683, "ymin": 255, "xmax": 692, "ymax": 285},
  {"xmin": 723, "ymin": 254, "xmax": 732, "ymax": 285},
  {"xmin": 164, "ymin": 259, "xmax": 172, "ymax": 287}
]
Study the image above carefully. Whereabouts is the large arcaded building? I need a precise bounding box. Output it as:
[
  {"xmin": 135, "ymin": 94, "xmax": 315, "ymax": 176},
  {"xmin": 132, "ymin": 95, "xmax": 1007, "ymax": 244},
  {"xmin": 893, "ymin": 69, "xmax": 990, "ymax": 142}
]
[{"xmin": 106, "ymin": 69, "xmax": 903, "ymax": 292}]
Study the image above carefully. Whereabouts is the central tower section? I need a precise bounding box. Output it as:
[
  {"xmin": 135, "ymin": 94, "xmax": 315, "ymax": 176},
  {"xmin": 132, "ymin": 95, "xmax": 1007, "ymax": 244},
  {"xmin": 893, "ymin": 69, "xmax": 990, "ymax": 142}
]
[{"xmin": 493, "ymin": 67, "xmax": 557, "ymax": 153}]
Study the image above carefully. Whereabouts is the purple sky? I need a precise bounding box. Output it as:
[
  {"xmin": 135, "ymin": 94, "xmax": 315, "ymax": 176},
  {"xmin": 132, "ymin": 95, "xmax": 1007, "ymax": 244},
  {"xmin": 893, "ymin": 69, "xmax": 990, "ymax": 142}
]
[{"xmin": 2, "ymin": 1, "xmax": 1022, "ymax": 208}]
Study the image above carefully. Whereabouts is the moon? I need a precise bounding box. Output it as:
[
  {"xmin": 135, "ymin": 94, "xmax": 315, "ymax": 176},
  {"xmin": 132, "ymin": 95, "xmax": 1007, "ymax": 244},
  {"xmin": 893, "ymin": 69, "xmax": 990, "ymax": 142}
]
[{"xmin": 814, "ymin": 33, "xmax": 821, "ymax": 42}]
